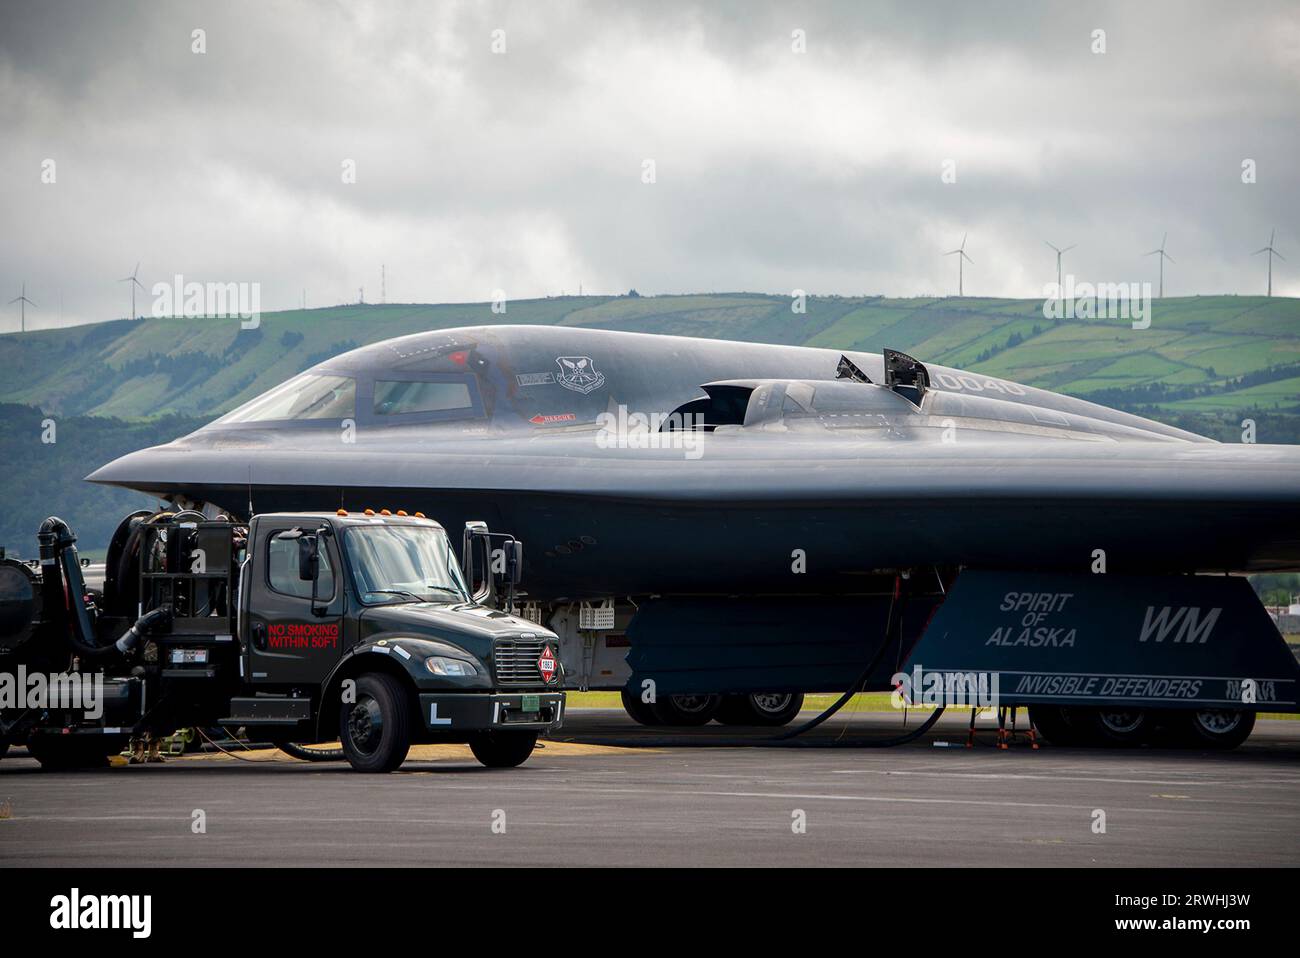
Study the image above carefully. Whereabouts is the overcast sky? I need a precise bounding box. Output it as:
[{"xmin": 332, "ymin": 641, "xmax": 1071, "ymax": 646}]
[{"xmin": 2, "ymin": 0, "xmax": 1298, "ymax": 330}]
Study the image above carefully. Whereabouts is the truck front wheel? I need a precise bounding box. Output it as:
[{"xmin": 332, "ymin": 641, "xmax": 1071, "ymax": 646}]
[
  {"xmin": 340, "ymin": 673, "xmax": 412, "ymax": 773},
  {"xmin": 469, "ymin": 730, "xmax": 538, "ymax": 768}
]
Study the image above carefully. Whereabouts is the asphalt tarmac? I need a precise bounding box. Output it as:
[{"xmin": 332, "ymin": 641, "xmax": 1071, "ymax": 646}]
[{"xmin": 2, "ymin": 710, "xmax": 1297, "ymax": 867}]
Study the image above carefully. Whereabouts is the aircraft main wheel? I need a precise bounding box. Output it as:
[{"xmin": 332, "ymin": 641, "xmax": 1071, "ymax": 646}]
[
  {"xmin": 716, "ymin": 692, "xmax": 805, "ymax": 726},
  {"xmin": 1070, "ymin": 707, "xmax": 1151, "ymax": 746},
  {"xmin": 1027, "ymin": 705, "xmax": 1084, "ymax": 745},
  {"xmin": 621, "ymin": 688, "xmax": 661, "ymax": 726},
  {"xmin": 469, "ymin": 730, "xmax": 539, "ymax": 768},
  {"xmin": 651, "ymin": 694, "xmax": 721, "ymax": 726},
  {"xmin": 339, "ymin": 673, "xmax": 412, "ymax": 773},
  {"xmin": 1171, "ymin": 709, "xmax": 1256, "ymax": 750}
]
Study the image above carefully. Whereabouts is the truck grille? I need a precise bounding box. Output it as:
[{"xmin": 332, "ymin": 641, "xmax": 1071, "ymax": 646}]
[{"xmin": 494, "ymin": 637, "xmax": 546, "ymax": 685}]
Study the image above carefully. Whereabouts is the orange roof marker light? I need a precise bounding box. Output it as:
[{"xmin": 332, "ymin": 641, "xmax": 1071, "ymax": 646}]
[
  {"xmin": 363, "ymin": 508, "xmax": 375, "ymax": 516},
  {"xmin": 414, "ymin": 512, "xmax": 426, "ymax": 519},
  {"xmin": 396, "ymin": 510, "xmax": 408, "ymax": 516},
  {"xmin": 336, "ymin": 508, "xmax": 349, "ymax": 516},
  {"xmin": 380, "ymin": 508, "xmax": 392, "ymax": 516}
]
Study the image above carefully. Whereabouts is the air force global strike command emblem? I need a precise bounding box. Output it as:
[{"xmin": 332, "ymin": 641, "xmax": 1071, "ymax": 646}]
[{"xmin": 555, "ymin": 356, "xmax": 606, "ymax": 394}]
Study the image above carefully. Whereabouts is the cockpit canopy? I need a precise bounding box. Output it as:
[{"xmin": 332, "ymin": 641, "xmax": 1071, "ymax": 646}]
[{"xmin": 216, "ymin": 370, "xmax": 483, "ymax": 427}]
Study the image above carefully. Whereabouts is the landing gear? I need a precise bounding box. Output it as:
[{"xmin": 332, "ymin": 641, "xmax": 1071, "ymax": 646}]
[
  {"xmin": 469, "ymin": 730, "xmax": 539, "ymax": 768},
  {"xmin": 1170, "ymin": 709, "xmax": 1256, "ymax": 750},
  {"xmin": 339, "ymin": 673, "xmax": 412, "ymax": 773},
  {"xmin": 651, "ymin": 694, "xmax": 721, "ymax": 726},
  {"xmin": 716, "ymin": 692, "xmax": 805, "ymax": 727}
]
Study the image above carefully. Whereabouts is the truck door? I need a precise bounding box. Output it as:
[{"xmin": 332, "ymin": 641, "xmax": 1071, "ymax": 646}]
[{"xmin": 245, "ymin": 526, "xmax": 347, "ymax": 686}]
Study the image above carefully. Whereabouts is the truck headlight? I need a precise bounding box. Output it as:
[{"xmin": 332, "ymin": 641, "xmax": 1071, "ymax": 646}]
[{"xmin": 425, "ymin": 655, "xmax": 479, "ymax": 677}]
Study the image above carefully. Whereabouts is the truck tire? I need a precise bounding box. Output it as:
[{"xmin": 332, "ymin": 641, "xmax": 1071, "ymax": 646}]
[
  {"xmin": 1068, "ymin": 707, "xmax": 1151, "ymax": 747},
  {"xmin": 620, "ymin": 688, "xmax": 660, "ymax": 726},
  {"xmin": 651, "ymin": 693, "xmax": 721, "ymax": 726},
  {"xmin": 1027, "ymin": 705, "xmax": 1084, "ymax": 746},
  {"xmin": 1170, "ymin": 709, "xmax": 1255, "ymax": 750},
  {"xmin": 26, "ymin": 734, "xmax": 123, "ymax": 770},
  {"xmin": 469, "ymin": 730, "xmax": 539, "ymax": 768},
  {"xmin": 716, "ymin": 692, "xmax": 805, "ymax": 726},
  {"xmin": 339, "ymin": 673, "xmax": 412, "ymax": 773},
  {"xmin": 0, "ymin": 740, "xmax": 8, "ymax": 761}
]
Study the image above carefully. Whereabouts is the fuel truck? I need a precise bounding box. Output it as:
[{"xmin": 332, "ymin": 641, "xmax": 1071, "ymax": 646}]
[{"xmin": 0, "ymin": 508, "xmax": 565, "ymax": 772}]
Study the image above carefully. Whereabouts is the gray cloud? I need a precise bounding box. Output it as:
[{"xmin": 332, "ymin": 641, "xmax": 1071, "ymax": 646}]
[{"xmin": 1, "ymin": 0, "xmax": 1297, "ymax": 330}]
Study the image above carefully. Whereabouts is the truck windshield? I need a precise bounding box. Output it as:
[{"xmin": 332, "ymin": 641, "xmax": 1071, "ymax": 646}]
[{"xmin": 343, "ymin": 525, "xmax": 470, "ymax": 605}]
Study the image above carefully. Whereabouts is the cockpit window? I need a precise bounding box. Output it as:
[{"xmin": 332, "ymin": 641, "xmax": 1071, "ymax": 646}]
[
  {"xmin": 374, "ymin": 380, "xmax": 473, "ymax": 416},
  {"xmin": 219, "ymin": 373, "xmax": 356, "ymax": 424}
]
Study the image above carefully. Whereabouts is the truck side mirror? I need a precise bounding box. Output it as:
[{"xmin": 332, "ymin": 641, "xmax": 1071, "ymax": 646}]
[
  {"xmin": 297, "ymin": 536, "xmax": 319, "ymax": 581},
  {"xmin": 507, "ymin": 540, "xmax": 523, "ymax": 586}
]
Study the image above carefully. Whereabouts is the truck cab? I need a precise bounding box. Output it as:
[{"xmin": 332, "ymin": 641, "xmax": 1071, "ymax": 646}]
[{"xmin": 231, "ymin": 509, "xmax": 564, "ymax": 771}]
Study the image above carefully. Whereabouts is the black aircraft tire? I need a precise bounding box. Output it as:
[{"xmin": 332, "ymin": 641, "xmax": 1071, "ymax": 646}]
[
  {"xmin": 651, "ymin": 694, "xmax": 721, "ymax": 726},
  {"xmin": 1027, "ymin": 705, "xmax": 1084, "ymax": 746},
  {"xmin": 621, "ymin": 688, "xmax": 661, "ymax": 726},
  {"xmin": 339, "ymin": 673, "xmax": 412, "ymax": 773},
  {"xmin": 26, "ymin": 735, "xmax": 122, "ymax": 770},
  {"xmin": 1170, "ymin": 709, "xmax": 1256, "ymax": 750},
  {"xmin": 716, "ymin": 693, "xmax": 805, "ymax": 727},
  {"xmin": 1068, "ymin": 707, "xmax": 1152, "ymax": 747},
  {"xmin": 469, "ymin": 730, "xmax": 539, "ymax": 768}
]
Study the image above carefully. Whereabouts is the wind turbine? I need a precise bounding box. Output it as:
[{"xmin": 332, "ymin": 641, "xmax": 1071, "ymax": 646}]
[
  {"xmin": 1144, "ymin": 233, "xmax": 1173, "ymax": 298},
  {"xmin": 1045, "ymin": 240, "xmax": 1075, "ymax": 295},
  {"xmin": 1253, "ymin": 229, "xmax": 1284, "ymax": 297},
  {"xmin": 945, "ymin": 234, "xmax": 973, "ymax": 296},
  {"xmin": 119, "ymin": 262, "xmax": 145, "ymax": 319},
  {"xmin": 8, "ymin": 282, "xmax": 36, "ymax": 333}
]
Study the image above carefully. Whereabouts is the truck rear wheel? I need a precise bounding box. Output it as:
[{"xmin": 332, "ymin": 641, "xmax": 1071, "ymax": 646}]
[
  {"xmin": 716, "ymin": 692, "xmax": 805, "ymax": 726},
  {"xmin": 0, "ymin": 740, "xmax": 8, "ymax": 761},
  {"xmin": 1068, "ymin": 707, "xmax": 1151, "ymax": 746},
  {"xmin": 651, "ymin": 693, "xmax": 721, "ymax": 726},
  {"xmin": 1027, "ymin": 705, "xmax": 1084, "ymax": 745},
  {"xmin": 339, "ymin": 673, "xmax": 412, "ymax": 773},
  {"xmin": 469, "ymin": 730, "xmax": 539, "ymax": 768},
  {"xmin": 1171, "ymin": 709, "xmax": 1255, "ymax": 750},
  {"xmin": 621, "ymin": 688, "xmax": 660, "ymax": 726}
]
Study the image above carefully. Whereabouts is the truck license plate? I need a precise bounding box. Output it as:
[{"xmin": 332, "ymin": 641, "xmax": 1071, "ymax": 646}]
[
  {"xmin": 170, "ymin": 648, "xmax": 209, "ymax": 665},
  {"xmin": 521, "ymin": 694, "xmax": 540, "ymax": 712}
]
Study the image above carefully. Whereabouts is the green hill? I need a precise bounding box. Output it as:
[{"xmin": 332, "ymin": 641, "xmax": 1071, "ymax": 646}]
[{"xmin": 2, "ymin": 293, "xmax": 1298, "ymax": 553}]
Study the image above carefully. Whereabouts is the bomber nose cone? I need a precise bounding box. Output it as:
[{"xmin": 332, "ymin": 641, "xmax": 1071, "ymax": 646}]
[{"xmin": 85, "ymin": 444, "xmax": 178, "ymax": 489}]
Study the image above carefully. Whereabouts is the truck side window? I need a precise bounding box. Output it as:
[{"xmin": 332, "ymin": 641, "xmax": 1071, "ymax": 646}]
[{"xmin": 267, "ymin": 533, "xmax": 336, "ymax": 601}]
